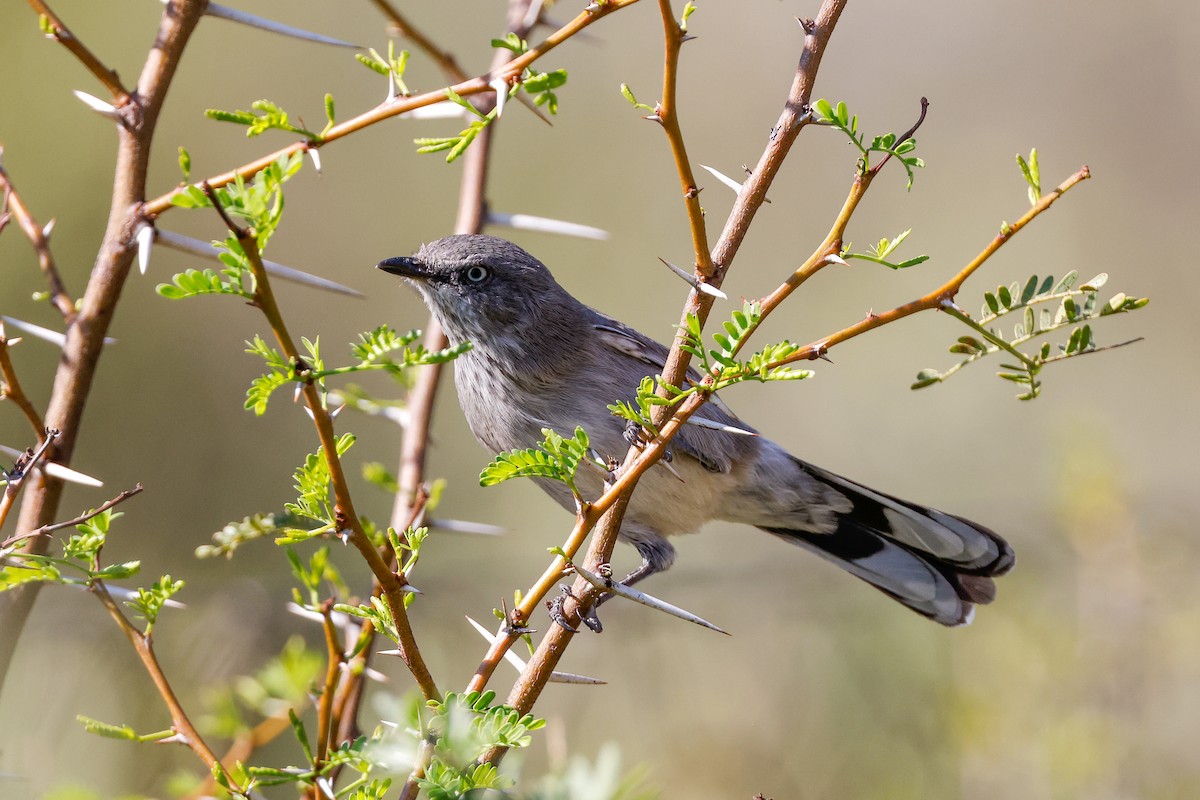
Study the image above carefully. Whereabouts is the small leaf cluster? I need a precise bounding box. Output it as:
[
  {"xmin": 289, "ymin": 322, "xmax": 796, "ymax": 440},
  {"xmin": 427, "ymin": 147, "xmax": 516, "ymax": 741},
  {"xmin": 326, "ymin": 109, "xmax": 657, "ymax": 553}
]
[
  {"xmin": 813, "ymin": 98, "xmax": 924, "ymax": 187},
  {"xmin": 77, "ymin": 715, "xmax": 175, "ymax": 744},
  {"xmin": 842, "ymin": 228, "xmax": 930, "ymax": 270},
  {"xmin": 415, "ymin": 88, "xmax": 508, "ymax": 163},
  {"xmin": 416, "ymin": 690, "xmax": 546, "ymax": 800},
  {"xmin": 278, "ymin": 432, "xmax": 356, "ymax": 543},
  {"xmin": 242, "ymin": 713, "xmax": 377, "ymax": 791},
  {"xmin": 205, "ymin": 99, "xmax": 319, "ymax": 140},
  {"xmin": 161, "ymin": 153, "xmax": 304, "ymax": 299},
  {"xmin": 196, "ymin": 511, "xmax": 305, "ymax": 559},
  {"xmin": 914, "ymin": 271, "xmax": 1149, "ymax": 399},
  {"xmin": 480, "ymin": 427, "xmax": 598, "ymax": 500},
  {"xmin": 244, "ymin": 326, "xmax": 470, "ymax": 415},
  {"xmin": 1017, "ymin": 147, "xmax": 1041, "ymax": 205},
  {"xmin": 200, "ymin": 635, "xmax": 323, "ymax": 739},
  {"xmin": 0, "ymin": 509, "xmax": 140, "ymax": 591},
  {"xmin": 492, "ymin": 33, "xmax": 570, "ymax": 114},
  {"xmin": 126, "ymin": 575, "xmax": 184, "ymax": 633},
  {"xmin": 357, "ymin": 41, "xmax": 410, "ymax": 97},
  {"xmin": 680, "ymin": 302, "xmax": 815, "ymax": 390}
]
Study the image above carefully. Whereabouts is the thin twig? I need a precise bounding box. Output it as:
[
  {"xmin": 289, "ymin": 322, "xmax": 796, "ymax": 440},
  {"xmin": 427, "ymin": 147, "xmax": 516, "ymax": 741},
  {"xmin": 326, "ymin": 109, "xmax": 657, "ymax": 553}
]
[
  {"xmin": 772, "ymin": 166, "xmax": 1093, "ymax": 367},
  {"xmin": 0, "ymin": 430, "xmax": 59, "ymax": 533},
  {"xmin": 0, "ymin": 155, "xmax": 77, "ymax": 321},
  {"xmin": 90, "ymin": 580, "xmax": 242, "ymax": 791},
  {"xmin": 202, "ymin": 182, "xmax": 441, "ymax": 702},
  {"xmin": 1, "ymin": 0, "xmax": 209, "ymax": 690},
  {"xmin": 476, "ymin": 0, "xmax": 852, "ymax": 736},
  {"xmin": 0, "ymin": 328, "xmax": 47, "ymax": 437},
  {"xmin": 25, "ymin": 0, "xmax": 131, "ymax": 102},
  {"xmin": 141, "ymin": 0, "xmax": 642, "ymax": 218}
]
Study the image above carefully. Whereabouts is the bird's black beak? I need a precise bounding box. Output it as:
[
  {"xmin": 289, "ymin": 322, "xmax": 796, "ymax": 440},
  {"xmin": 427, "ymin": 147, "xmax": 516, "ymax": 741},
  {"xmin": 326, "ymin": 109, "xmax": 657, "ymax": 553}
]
[{"xmin": 376, "ymin": 256, "xmax": 440, "ymax": 281}]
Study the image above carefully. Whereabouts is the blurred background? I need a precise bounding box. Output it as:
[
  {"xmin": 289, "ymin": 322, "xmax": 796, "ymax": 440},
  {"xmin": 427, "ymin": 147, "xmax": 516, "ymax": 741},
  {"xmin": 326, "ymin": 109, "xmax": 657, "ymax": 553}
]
[{"xmin": 1, "ymin": 0, "xmax": 1197, "ymax": 798}]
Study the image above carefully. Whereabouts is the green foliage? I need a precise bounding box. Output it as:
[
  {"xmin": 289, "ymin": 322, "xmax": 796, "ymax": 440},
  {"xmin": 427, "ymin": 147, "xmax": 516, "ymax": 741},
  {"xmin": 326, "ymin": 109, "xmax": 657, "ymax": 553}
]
[
  {"xmin": 205, "ymin": 99, "xmax": 319, "ymax": 140},
  {"xmin": 415, "ymin": 88, "xmax": 506, "ymax": 163},
  {"xmin": 609, "ymin": 304, "xmax": 812, "ymax": 438},
  {"xmin": 156, "ymin": 266, "xmax": 254, "ymax": 300},
  {"xmin": 335, "ymin": 595, "xmax": 400, "ymax": 643},
  {"xmin": 619, "ymin": 83, "xmax": 656, "ymax": 114},
  {"xmin": 163, "ymin": 153, "xmax": 304, "ymax": 302},
  {"xmin": 201, "ymin": 636, "xmax": 323, "ymax": 740},
  {"xmin": 286, "ymin": 546, "xmax": 349, "ymax": 608},
  {"xmin": 526, "ymin": 743, "xmax": 658, "ymax": 800},
  {"xmin": 914, "ymin": 271, "xmax": 1149, "ymax": 399},
  {"xmin": 244, "ymin": 326, "xmax": 470, "ymax": 415},
  {"xmin": 480, "ymin": 427, "xmax": 598, "ymax": 498},
  {"xmin": 77, "ymin": 715, "xmax": 174, "ymax": 743},
  {"xmin": 842, "ymin": 228, "xmax": 930, "ymax": 270},
  {"xmin": 357, "ymin": 41, "xmax": 410, "ymax": 96},
  {"xmin": 1017, "ymin": 147, "xmax": 1041, "ymax": 205},
  {"xmin": 679, "ymin": 1, "xmax": 698, "ymax": 32},
  {"xmin": 525, "ymin": 68, "xmax": 568, "ymax": 114},
  {"xmin": 177, "ymin": 146, "xmax": 191, "ymax": 181},
  {"xmin": 196, "ymin": 512, "xmax": 305, "ymax": 559},
  {"xmin": 812, "ymin": 98, "xmax": 924, "ymax": 187},
  {"xmin": 1, "ymin": 507, "xmax": 141, "ymax": 591},
  {"xmin": 277, "ymin": 432, "xmax": 357, "ymax": 543},
  {"xmin": 679, "ymin": 302, "xmax": 815, "ymax": 390},
  {"xmin": 491, "ymin": 32, "xmax": 528, "ymax": 54},
  {"xmin": 415, "ymin": 691, "xmax": 546, "ymax": 799},
  {"xmin": 125, "ymin": 575, "xmax": 184, "ymax": 633}
]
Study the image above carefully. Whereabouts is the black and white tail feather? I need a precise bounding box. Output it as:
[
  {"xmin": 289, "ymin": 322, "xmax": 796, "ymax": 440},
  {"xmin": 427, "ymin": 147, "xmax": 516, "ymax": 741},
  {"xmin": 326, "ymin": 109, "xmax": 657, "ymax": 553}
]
[{"xmin": 762, "ymin": 459, "xmax": 1015, "ymax": 626}]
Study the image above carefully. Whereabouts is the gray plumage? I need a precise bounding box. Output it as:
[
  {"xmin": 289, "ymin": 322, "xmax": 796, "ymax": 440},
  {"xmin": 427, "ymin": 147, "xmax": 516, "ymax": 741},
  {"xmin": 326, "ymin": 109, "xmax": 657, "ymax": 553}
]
[{"xmin": 378, "ymin": 234, "xmax": 1014, "ymax": 626}]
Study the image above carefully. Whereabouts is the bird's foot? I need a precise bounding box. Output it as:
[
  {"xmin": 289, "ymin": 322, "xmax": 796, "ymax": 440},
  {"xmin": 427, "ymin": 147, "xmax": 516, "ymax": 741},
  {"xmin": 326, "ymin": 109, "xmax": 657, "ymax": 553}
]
[{"xmin": 546, "ymin": 584, "xmax": 604, "ymax": 633}]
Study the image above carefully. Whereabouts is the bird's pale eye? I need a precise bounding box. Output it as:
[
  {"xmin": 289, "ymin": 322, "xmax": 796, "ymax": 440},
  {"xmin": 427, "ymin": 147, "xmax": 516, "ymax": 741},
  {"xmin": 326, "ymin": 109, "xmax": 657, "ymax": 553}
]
[{"xmin": 463, "ymin": 265, "xmax": 491, "ymax": 284}]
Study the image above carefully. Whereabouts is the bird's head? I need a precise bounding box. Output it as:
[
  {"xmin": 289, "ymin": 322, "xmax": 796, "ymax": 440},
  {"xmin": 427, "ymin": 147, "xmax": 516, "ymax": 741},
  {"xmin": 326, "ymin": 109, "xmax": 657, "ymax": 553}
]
[{"xmin": 377, "ymin": 234, "xmax": 581, "ymax": 351}]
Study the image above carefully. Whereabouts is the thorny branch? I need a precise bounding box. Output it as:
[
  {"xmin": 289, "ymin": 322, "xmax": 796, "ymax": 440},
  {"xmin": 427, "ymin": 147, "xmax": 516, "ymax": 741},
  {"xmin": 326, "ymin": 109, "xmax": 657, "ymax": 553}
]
[{"xmin": 0, "ymin": 155, "xmax": 76, "ymax": 321}]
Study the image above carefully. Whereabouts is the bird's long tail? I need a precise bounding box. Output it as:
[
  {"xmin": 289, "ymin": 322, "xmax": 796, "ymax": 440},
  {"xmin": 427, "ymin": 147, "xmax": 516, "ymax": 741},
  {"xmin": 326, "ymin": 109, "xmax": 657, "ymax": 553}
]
[{"xmin": 760, "ymin": 460, "xmax": 1015, "ymax": 626}]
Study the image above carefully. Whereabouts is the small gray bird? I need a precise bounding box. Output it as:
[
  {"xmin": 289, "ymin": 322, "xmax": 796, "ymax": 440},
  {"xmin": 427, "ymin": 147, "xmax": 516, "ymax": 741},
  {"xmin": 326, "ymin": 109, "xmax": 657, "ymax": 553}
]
[{"xmin": 379, "ymin": 235, "xmax": 1014, "ymax": 626}]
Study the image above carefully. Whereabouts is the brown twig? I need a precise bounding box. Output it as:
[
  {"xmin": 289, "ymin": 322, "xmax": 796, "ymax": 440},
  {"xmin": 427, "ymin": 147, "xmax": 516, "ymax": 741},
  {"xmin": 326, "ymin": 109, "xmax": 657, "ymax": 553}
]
[
  {"xmin": 772, "ymin": 166, "xmax": 1093, "ymax": 367},
  {"xmin": 90, "ymin": 581, "xmax": 241, "ymax": 791},
  {"xmin": 203, "ymin": 183, "xmax": 441, "ymax": 703},
  {"xmin": 0, "ymin": 327, "xmax": 47, "ymax": 437},
  {"xmin": 467, "ymin": 0, "xmax": 851, "ymax": 721},
  {"xmin": 0, "ymin": 153, "xmax": 77, "ymax": 321},
  {"xmin": 315, "ymin": 600, "xmax": 344, "ymax": 765},
  {"xmin": 141, "ymin": 0, "xmax": 642, "ymax": 218},
  {"xmin": 0, "ymin": 430, "xmax": 59, "ymax": 534},
  {"xmin": 653, "ymin": 0, "xmax": 712, "ymax": 277},
  {"xmin": 0, "ymin": 0, "xmax": 209, "ymax": 689},
  {"xmin": 25, "ymin": 0, "xmax": 131, "ymax": 103}
]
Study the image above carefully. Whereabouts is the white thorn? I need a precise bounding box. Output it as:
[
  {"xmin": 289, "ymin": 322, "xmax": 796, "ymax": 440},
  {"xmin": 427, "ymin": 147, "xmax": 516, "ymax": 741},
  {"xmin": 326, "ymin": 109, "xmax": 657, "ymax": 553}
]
[
  {"xmin": 402, "ymin": 102, "xmax": 469, "ymax": 120},
  {"xmin": 72, "ymin": 90, "xmax": 119, "ymax": 119},
  {"xmin": 521, "ymin": 0, "xmax": 546, "ymax": 28},
  {"xmin": 307, "ymin": 148, "xmax": 322, "ymax": 174},
  {"xmin": 490, "ymin": 77, "xmax": 509, "ymax": 119},
  {"xmin": 682, "ymin": 415, "xmax": 759, "ymax": 436},
  {"xmin": 0, "ymin": 315, "xmax": 115, "ymax": 348},
  {"xmin": 548, "ymin": 670, "xmax": 607, "ymax": 685},
  {"xmin": 99, "ymin": 584, "xmax": 186, "ymax": 609},
  {"xmin": 135, "ymin": 224, "xmax": 154, "ymax": 275},
  {"xmin": 466, "ymin": 616, "xmax": 529, "ymax": 673},
  {"xmin": 201, "ymin": 2, "xmax": 361, "ymax": 49},
  {"xmin": 328, "ymin": 402, "xmax": 344, "ymax": 420},
  {"xmin": 823, "ymin": 253, "xmax": 849, "ymax": 266},
  {"xmin": 154, "ymin": 229, "xmax": 364, "ymax": 298},
  {"xmin": 572, "ymin": 563, "xmax": 730, "ymax": 635},
  {"xmin": 302, "ymin": 405, "xmax": 315, "ymax": 420},
  {"xmin": 486, "ymin": 212, "xmax": 609, "ymax": 241},
  {"xmin": 377, "ymin": 648, "xmax": 402, "ymax": 657},
  {"xmin": 42, "ymin": 218, "xmax": 56, "ymax": 239},
  {"xmin": 699, "ymin": 163, "xmax": 744, "ymax": 195},
  {"xmin": 428, "ymin": 517, "xmax": 506, "ymax": 536},
  {"xmin": 657, "ymin": 257, "xmax": 727, "ymax": 299},
  {"xmin": 338, "ymin": 661, "xmax": 388, "ymax": 683},
  {"xmin": 658, "ymin": 457, "xmax": 686, "ymax": 482},
  {"xmin": 387, "ymin": 69, "xmax": 397, "ymax": 102},
  {"xmin": 284, "ymin": 602, "xmax": 357, "ymax": 631},
  {"xmin": 315, "ymin": 777, "xmax": 335, "ymax": 798}
]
